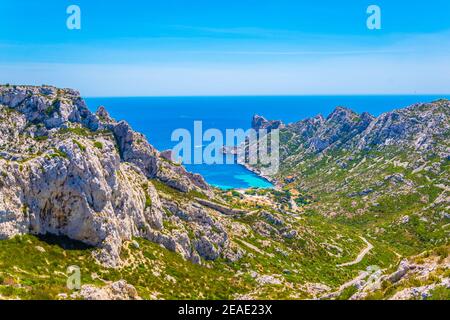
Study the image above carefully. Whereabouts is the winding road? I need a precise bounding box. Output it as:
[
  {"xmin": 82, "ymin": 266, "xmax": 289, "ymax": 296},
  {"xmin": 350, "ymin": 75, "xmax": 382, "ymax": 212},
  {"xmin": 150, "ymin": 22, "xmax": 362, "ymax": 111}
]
[
  {"xmin": 320, "ymin": 237, "xmax": 375, "ymax": 299},
  {"xmin": 337, "ymin": 236, "xmax": 374, "ymax": 267}
]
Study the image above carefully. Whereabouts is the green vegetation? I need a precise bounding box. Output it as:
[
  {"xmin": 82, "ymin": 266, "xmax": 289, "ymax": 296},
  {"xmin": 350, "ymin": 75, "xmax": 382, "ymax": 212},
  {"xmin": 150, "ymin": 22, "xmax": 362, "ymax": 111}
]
[
  {"xmin": 93, "ymin": 141, "xmax": 103, "ymax": 150},
  {"xmin": 141, "ymin": 182, "xmax": 152, "ymax": 209},
  {"xmin": 48, "ymin": 148, "xmax": 69, "ymax": 159},
  {"xmin": 58, "ymin": 127, "xmax": 93, "ymax": 137},
  {"xmin": 72, "ymin": 139, "xmax": 86, "ymax": 152},
  {"xmin": 0, "ymin": 235, "xmax": 253, "ymax": 300},
  {"xmin": 428, "ymin": 287, "xmax": 450, "ymax": 300},
  {"xmin": 33, "ymin": 135, "xmax": 49, "ymax": 142},
  {"xmin": 58, "ymin": 127, "xmax": 111, "ymax": 138},
  {"xmin": 336, "ymin": 285, "xmax": 358, "ymax": 300}
]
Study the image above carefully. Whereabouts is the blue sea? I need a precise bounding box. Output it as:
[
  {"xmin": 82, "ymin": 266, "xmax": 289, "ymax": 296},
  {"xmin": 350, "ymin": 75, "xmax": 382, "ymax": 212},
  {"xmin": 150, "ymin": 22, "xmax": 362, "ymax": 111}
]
[{"xmin": 85, "ymin": 95, "xmax": 449, "ymax": 189}]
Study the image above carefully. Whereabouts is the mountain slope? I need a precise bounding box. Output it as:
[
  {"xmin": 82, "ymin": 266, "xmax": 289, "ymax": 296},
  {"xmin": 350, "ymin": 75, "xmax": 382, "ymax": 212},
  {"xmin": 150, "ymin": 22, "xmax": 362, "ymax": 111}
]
[{"xmin": 250, "ymin": 100, "xmax": 449, "ymax": 255}]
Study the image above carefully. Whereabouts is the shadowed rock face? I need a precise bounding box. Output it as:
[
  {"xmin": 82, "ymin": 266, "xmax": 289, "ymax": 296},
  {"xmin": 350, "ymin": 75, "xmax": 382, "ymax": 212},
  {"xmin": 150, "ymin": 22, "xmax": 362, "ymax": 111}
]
[
  {"xmin": 112, "ymin": 120, "xmax": 159, "ymax": 178},
  {"xmin": 0, "ymin": 85, "xmax": 228, "ymax": 267}
]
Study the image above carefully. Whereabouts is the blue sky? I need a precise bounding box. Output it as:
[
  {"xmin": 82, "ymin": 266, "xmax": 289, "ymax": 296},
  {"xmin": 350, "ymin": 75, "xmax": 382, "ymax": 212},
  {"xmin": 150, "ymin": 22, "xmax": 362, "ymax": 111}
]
[{"xmin": 1, "ymin": 0, "xmax": 450, "ymax": 96}]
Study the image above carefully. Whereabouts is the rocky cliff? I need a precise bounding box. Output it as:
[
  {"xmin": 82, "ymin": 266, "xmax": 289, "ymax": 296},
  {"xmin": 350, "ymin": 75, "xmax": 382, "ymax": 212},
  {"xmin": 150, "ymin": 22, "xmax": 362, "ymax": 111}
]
[
  {"xmin": 0, "ymin": 85, "xmax": 233, "ymax": 267},
  {"xmin": 252, "ymin": 114, "xmax": 284, "ymax": 132}
]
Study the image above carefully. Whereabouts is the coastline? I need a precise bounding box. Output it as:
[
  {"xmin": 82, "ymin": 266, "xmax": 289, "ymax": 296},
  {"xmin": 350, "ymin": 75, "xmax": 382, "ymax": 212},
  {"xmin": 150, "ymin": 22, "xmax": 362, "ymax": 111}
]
[
  {"xmin": 220, "ymin": 145, "xmax": 281, "ymax": 190},
  {"xmin": 239, "ymin": 162, "xmax": 281, "ymax": 190}
]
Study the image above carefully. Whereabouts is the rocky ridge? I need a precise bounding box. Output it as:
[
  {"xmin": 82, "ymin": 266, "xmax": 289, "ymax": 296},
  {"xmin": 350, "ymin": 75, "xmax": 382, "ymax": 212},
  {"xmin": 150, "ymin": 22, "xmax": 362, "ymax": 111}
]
[
  {"xmin": 253, "ymin": 100, "xmax": 449, "ymax": 171},
  {"xmin": 250, "ymin": 101, "xmax": 449, "ymax": 220}
]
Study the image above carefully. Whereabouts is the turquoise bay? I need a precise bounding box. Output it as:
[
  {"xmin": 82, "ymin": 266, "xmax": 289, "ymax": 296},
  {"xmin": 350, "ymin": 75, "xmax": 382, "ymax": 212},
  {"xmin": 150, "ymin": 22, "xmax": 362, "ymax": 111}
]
[{"xmin": 85, "ymin": 95, "xmax": 449, "ymax": 189}]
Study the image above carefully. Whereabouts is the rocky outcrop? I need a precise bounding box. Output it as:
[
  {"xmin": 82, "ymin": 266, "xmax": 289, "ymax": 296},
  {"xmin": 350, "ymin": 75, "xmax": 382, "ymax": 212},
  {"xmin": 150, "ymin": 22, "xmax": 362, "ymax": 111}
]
[
  {"xmin": 112, "ymin": 120, "xmax": 159, "ymax": 178},
  {"xmin": 286, "ymin": 107, "xmax": 375, "ymax": 154},
  {"xmin": 389, "ymin": 278, "xmax": 450, "ymax": 300},
  {"xmin": 252, "ymin": 115, "xmax": 284, "ymax": 132},
  {"xmin": 0, "ymin": 85, "xmax": 99, "ymax": 131},
  {"xmin": 261, "ymin": 211, "xmax": 284, "ymax": 226},
  {"xmin": 157, "ymin": 160, "xmax": 211, "ymax": 194},
  {"xmin": 77, "ymin": 280, "xmax": 141, "ymax": 300},
  {"xmin": 0, "ymin": 85, "xmax": 228, "ymax": 267}
]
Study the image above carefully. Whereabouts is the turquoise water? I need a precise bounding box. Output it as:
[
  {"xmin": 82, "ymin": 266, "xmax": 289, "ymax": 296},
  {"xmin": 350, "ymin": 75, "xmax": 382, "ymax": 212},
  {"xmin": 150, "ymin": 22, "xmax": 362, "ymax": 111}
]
[
  {"xmin": 192, "ymin": 163, "xmax": 273, "ymax": 190},
  {"xmin": 85, "ymin": 95, "xmax": 449, "ymax": 189}
]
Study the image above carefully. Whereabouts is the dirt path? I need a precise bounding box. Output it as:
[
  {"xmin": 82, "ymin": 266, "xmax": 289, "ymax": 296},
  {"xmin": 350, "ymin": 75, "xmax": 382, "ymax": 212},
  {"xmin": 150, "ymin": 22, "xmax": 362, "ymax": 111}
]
[
  {"xmin": 320, "ymin": 237, "xmax": 375, "ymax": 299},
  {"xmin": 238, "ymin": 239, "xmax": 274, "ymax": 258},
  {"xmin": 337, "ymin": 236, "xmax": 373, "ymax": 267}
]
